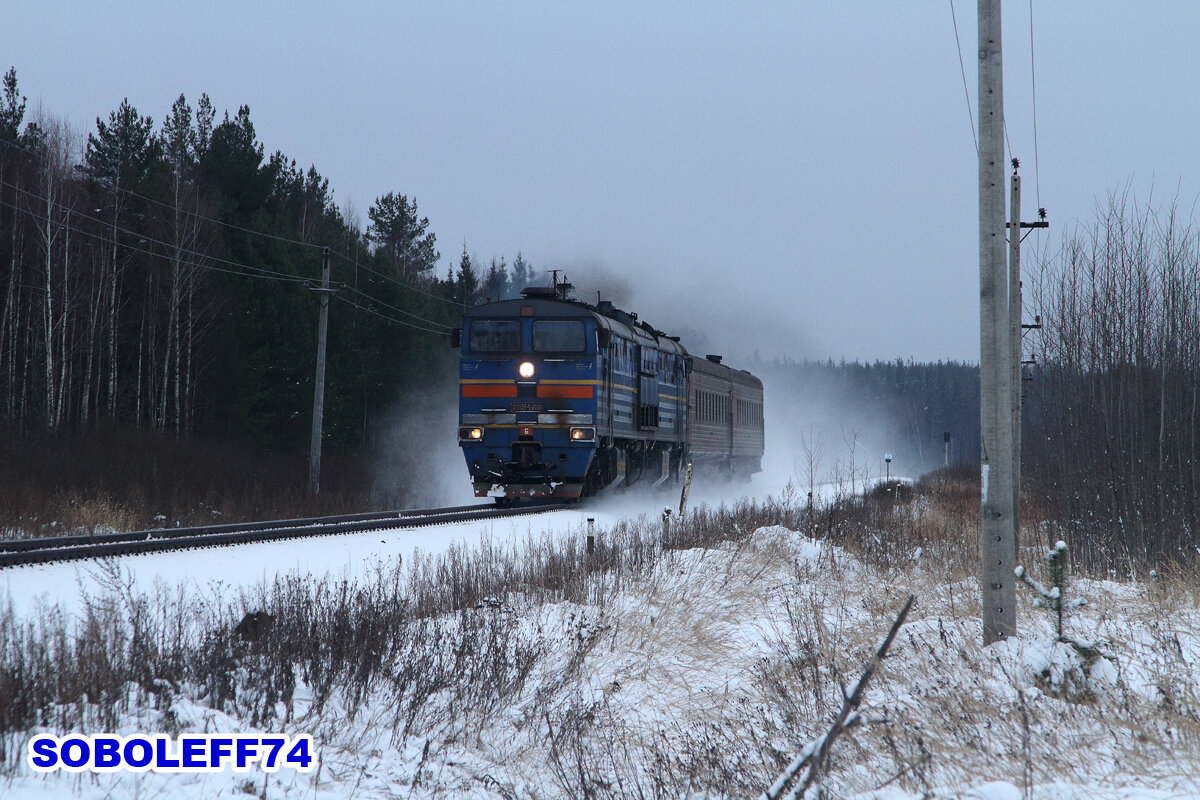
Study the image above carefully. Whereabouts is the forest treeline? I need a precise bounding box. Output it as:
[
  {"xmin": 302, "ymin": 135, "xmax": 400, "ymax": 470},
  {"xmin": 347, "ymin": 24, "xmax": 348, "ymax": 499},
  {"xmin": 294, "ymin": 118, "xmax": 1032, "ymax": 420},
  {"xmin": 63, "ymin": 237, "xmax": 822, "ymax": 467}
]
[
  {"xmin": 0, "ymin": 69, "xmax": 531, "ymax": 449},
  {"xmin": 2, "ymin": 68, "xmax": 1199, "ymax": 560},
  {"xmin": 1025, "ymin": 191, "xmax": 1200, "ymax": 560},
  {"xmin": 762, "ymin": 357, "xmax": 982, "ymax": 474}
]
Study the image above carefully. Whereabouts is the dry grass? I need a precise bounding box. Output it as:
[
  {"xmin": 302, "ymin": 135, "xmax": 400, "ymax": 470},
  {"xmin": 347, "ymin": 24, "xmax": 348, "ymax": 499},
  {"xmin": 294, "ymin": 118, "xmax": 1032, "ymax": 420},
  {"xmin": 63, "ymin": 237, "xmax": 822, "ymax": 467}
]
[{"xmin": 0, "ymin": 424, "xmax": 378, "ymax": 537}]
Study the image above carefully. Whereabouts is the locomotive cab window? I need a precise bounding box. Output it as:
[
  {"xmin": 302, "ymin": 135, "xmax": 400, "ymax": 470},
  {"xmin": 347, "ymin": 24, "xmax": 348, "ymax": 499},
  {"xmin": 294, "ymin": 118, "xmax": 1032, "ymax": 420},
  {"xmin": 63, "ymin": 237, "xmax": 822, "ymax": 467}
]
[
  {"xmin": 468, "ymin": 320, "xmax": 521, "ymax": 353},
  {"xmin": 532, "ymin": 320, "xmax": 588, "ymax": 353}
]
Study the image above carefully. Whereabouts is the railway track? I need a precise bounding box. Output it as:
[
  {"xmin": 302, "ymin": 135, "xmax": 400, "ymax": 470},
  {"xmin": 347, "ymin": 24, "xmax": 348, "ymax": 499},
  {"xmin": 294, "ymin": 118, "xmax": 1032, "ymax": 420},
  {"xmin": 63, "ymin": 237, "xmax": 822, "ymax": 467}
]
[{"xmin": 0, "ymin": 502, "xmax": 573, "ymax": 569}]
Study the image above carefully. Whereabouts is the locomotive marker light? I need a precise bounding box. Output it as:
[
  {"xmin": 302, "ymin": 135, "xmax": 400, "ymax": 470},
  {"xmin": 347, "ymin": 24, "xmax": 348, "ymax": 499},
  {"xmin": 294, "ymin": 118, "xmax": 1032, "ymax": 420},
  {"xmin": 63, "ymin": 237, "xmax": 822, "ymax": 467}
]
[
  {"xmin": 459, "ymin": 427, "xmax": 483, "ymax": 441},
  {"xmin": 518, "ymin": 361, "xmax": 536, "ymax": 378},
  {"xmin": 569, "ymin": 427, "xmax": 595, "ymax": 441}
]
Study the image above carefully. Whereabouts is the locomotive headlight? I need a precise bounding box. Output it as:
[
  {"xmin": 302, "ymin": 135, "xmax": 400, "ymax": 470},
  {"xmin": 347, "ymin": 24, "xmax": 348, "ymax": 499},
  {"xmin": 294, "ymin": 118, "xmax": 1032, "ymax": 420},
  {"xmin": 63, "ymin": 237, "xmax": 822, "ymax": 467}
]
[
  {"xmin": 518, "ymin": 361, "xmax": 536, "ymax": 378},
  {"xmin": 459, "ymin": 427, "xmax": 484, "ymax": 441},
  {"xmin": 569, "ymin": 427, "xmax": 595, "ymax": 441}
]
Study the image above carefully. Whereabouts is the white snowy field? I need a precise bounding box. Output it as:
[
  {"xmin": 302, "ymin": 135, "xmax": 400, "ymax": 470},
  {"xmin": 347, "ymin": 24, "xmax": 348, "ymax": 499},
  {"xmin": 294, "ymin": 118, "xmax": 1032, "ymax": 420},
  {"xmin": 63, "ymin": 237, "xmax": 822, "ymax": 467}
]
[
  {"xmin": 0, "ymin": 506, "xmax": 594, "ymax": 620},
  {"xmin": 0, "ymin": 469, "xmax": 871, "ymax": 620},
  {"xmin": 3, "ymin": 487, "xmax": 1200, "ymax": 799}
]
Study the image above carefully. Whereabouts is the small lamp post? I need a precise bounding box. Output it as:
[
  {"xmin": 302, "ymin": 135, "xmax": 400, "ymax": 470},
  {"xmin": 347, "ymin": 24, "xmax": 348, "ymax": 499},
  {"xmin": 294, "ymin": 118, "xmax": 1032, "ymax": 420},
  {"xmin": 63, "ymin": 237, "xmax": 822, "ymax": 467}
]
[{"xmin": 884, "ymin": 452, "xmax": 893, "ymax": 483}]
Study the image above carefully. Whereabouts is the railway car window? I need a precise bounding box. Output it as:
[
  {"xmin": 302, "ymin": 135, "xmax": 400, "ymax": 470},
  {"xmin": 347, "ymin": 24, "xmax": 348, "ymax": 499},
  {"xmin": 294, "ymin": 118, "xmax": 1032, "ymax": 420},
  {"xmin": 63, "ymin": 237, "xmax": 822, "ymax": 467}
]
[
  {"xmin": 533, "ymin": 320, "xmax": 587, "ymax": 353},
  {"xmin": 468, "ymin": 320, "xmax": 521, "ymax": 352}
]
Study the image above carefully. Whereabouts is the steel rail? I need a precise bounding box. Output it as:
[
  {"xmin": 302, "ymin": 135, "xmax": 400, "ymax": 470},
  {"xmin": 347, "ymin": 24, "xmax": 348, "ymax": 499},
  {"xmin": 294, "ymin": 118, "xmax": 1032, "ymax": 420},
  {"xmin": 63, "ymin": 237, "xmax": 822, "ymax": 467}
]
[
  {"xmin": 0, "ymin": 502, "xmax": 571, "ymax": 569},
  {"xmin": 0, "ymin": 504, "xmax": 491, "ymax": 554}
]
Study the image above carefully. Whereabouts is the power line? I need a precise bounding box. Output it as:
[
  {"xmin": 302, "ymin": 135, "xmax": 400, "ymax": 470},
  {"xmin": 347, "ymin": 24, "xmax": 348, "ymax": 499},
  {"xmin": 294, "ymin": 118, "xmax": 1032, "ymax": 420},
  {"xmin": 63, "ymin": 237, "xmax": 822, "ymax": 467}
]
[
  {"xmin": 0, "ymin": 195, "xmax": 305, "ymax": 284},
  {"xmin": 949, "ymin": 0, "xmax": 979, "ymax": 156},
  {"xmin": 2, "ymin": 135, "xmax": 456, "ymax": 304},
  {"xmin": 332, "ymin": 294, "xmax": 451, "ymax": 336},
  {"xmin": 0, "ymin": 177, "xmax": 310, "ymax": 283},
  {"xmin": 329, "ymin": 249, "xmax": 460, "ymax": 307},
  {"xmin": 341, "ymin": 284, "xmax": 451, "ymax": 330},
  {"xmin": 1028, "ymin": 0, "xmax": 1042, "ymax": 211},
  {"xmin": 0, "ymin": 136, "xmax": 326, "ymax": 253},
  {"xmin": 0, "ymin": 183, "xmax": 459, "ymax": 332}
]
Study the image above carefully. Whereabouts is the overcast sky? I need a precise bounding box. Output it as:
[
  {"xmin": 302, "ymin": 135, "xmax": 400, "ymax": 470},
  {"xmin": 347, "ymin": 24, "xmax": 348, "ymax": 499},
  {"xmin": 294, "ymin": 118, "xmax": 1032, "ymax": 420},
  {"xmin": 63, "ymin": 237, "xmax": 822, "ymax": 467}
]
[{"xmin": 4, "ymin": 2, "xmax": 1198, "ymax": 363}]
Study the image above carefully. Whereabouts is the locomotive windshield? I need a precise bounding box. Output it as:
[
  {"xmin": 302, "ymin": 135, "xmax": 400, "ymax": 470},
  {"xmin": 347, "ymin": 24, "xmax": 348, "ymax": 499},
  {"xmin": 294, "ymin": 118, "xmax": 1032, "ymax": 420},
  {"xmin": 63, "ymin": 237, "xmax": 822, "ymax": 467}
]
[
  {"xmin": 468, "ymin": 320, "xmax": 521, "ymax": 353},
  {"xmin": 532, "ymin": 320, "xmax": 588, "ymax": 353}
]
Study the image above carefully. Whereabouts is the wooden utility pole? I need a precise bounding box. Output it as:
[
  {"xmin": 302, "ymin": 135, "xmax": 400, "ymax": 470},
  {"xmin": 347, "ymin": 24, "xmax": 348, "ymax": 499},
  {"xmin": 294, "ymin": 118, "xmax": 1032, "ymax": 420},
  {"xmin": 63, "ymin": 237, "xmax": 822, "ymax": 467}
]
[
  {"xmin": 1009, "ymin": 167, "xmax": 1022, "ymax": 569},
  {"xmin": 1007, "ymin": 166, "xmax": 1050, "ymax": 571},
  {"xmin": 979, "ymin": 0, "xmax": 1016, "ymax": 644},
  {"xmin": 309, "ymin": 247, "xmax": 332, "ymax": 495}
]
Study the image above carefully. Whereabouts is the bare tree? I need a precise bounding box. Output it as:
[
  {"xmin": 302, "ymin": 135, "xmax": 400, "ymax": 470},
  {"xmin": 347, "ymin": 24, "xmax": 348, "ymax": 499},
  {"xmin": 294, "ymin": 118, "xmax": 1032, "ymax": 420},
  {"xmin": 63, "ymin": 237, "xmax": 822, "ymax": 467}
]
[
  {"xmin": 1027, "ymin": 189, "xmax": 1200, "ymax": 565},
  {"xmin": 26, "ymin": 112, "xmax": 80, "ymax": 429}
]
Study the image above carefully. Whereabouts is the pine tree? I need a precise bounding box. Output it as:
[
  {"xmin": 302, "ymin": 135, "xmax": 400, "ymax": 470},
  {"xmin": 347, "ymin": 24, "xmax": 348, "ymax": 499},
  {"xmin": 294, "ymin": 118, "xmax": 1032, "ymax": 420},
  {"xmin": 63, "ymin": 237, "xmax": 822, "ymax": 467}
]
[
  {"xmin": 0, "ymin": 68, "xmax": 27, "ymax": 424},
  {"xmin": 202, "ymin": 105, "xmax": 267, "ymax": 215},
  {"xmin": 456, "ymin": 244, "xmax": 478, "ymax": 309},
  {"xmin": 0, "ymin": 68, "xmax": 25, "ymax": 145},
  {"xmin": 83, "ymin": 98, "xmax": 159, "ymax": 418},
  {"xmin": 194, "ymin": 93, "xmax": 215, "ymax": 162},
  {"xmin": 509, "ymin": 251, "xmax": 532, "ymax": 297},
  {"xmin": 155, "ymin": 94, "xmax": 205, "ymax": 431},
  {"xmin": 366, "ymin": 192, "xmax": 439, "ymax": 281},
  {"xmin": 483, "ymin": 255, "xmax": 508, "ymax": 302},
  {"xmin": 83, "ymin": 98, "xmax": 158, "ymax": 190},
  {"xmin": 1015, "ymin": 541, "xmax": 1105, "ymax": 662},
  {"xmin": 161, "ymin": 94, "xmax": 196, "ymax": 177}
]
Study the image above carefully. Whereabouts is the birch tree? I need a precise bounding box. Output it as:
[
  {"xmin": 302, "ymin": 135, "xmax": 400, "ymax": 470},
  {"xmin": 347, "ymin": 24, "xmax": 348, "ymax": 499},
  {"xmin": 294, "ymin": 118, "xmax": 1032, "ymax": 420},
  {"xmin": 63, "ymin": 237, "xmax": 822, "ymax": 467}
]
[
  {"xmin": 82, "ymin": 98, "xmax": 157, "ymax": 419},
  {"xmin": 27, "ymin": 112, "xmax": 80, "ymax": 428}
]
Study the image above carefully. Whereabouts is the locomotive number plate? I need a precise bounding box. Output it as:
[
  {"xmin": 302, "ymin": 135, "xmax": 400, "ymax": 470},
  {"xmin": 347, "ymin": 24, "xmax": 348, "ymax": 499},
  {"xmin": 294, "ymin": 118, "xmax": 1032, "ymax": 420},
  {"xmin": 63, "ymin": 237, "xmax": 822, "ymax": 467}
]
[{"xmin": 509, "ymin": 402, "xmax": 544, "ymax": 412}]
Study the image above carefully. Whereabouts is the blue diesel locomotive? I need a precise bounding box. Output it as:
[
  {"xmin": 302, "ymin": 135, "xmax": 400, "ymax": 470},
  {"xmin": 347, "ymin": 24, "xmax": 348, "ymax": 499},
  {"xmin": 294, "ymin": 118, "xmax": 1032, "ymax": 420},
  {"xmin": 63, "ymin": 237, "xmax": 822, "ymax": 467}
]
[{"xmin": 453, "ymin": 283, "xmax": 763, "ymax": 502}]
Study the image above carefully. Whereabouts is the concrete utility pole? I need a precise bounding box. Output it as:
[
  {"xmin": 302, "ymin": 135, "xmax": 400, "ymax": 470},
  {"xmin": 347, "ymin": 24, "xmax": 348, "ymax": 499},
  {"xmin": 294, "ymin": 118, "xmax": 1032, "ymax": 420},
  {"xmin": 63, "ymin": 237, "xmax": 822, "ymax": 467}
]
[
  {"xmin": 309, "ymin": 247, "xmax": 332, "ymax": 495},
  {"xmin": 978, "ymin": 0, "xmax": 1016, "ymax": 644}
]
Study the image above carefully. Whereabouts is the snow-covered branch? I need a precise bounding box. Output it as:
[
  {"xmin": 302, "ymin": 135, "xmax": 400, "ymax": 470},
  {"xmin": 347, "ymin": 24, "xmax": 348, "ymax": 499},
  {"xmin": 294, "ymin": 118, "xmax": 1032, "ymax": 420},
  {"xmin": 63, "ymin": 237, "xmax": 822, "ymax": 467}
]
[{"xmin": 761, "ymin": 594, "xmax": 916, "ymax": 800}]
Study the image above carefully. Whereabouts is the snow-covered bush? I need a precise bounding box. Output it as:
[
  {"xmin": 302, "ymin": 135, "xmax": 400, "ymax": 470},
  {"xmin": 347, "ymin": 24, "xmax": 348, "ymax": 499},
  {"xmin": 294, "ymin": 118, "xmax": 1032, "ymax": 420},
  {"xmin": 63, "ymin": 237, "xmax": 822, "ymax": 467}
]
[{"xmin": 1016, "ymin": 541, "xmax": 1115, "ymax": 701}]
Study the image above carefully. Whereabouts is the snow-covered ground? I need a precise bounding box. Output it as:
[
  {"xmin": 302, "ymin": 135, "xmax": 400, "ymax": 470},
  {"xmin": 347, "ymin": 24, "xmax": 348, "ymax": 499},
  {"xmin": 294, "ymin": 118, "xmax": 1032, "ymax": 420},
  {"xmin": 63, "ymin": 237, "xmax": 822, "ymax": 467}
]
[
  {"xmin": 0, "ymin": 506, "xmax": 589, "ymax": 619},
  {"xmin": 0, "ymin": 468, "xmax": 833, "ymax": 619},
  {"xmin": 4, "ymin": 479, "xmax": 1199, "ymax": 799}
]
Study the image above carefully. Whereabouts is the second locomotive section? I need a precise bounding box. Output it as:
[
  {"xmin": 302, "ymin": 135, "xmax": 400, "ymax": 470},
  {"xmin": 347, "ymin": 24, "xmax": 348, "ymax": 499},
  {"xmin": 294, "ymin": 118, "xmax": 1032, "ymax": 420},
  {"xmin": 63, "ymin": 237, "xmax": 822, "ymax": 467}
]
[{"xmin": 456, "ymin": 286, "xmax": 763, "ymax": 501}]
